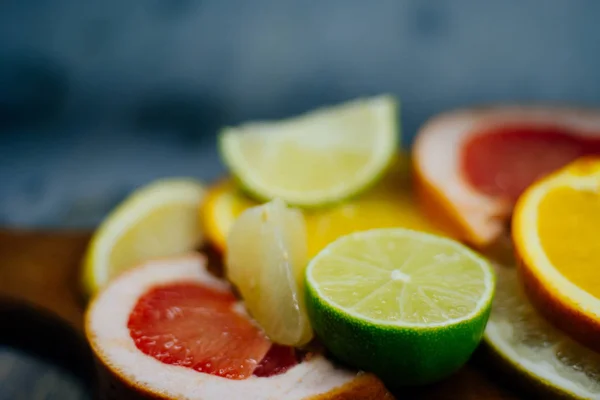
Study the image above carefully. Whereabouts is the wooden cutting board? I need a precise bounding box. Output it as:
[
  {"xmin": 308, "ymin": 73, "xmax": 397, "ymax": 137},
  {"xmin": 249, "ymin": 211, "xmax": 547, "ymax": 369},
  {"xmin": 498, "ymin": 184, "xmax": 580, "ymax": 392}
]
[{"xmin": 0, "ymin": 230, "xmax": 525, "ymax": 399}]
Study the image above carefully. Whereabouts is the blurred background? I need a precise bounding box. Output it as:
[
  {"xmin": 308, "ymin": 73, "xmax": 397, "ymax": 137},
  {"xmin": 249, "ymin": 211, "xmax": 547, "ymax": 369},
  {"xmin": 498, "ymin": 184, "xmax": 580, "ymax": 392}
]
[{"xmin": 2, "ymin": 1, "xmax": 600, "ymax": 229}]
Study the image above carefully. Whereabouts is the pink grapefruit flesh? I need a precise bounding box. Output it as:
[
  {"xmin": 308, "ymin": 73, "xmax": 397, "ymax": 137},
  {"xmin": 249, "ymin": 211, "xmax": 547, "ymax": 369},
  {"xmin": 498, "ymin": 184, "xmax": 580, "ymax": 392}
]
[
  {"xmin": 462, "ymin": 125, "xmax": 600, "ymax": 201},
  {"xmin": 413, "ymin": 106, "xmax": 600, "ymax": 247},
  {"xmin": 127, "ymin": 282, "xmax": 298, "ymax": 380}
]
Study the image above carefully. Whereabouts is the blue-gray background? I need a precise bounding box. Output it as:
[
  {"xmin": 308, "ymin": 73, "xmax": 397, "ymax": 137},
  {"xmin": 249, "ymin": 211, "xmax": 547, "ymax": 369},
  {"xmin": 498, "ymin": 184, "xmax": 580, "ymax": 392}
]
[{"xmin": 2, "ymin": 0, "xmax": 600, "ymax": 228}]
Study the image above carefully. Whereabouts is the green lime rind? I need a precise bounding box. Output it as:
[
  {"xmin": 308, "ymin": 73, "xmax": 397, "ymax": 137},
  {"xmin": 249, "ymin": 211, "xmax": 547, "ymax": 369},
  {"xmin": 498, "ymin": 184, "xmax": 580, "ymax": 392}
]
[
  {"xmin": 218, "ymin": 95, "xmax": 400, "ymax": 208},
  {"xmin": 306, "ymin": 282, "xmax": 493, "ymax": 386}
]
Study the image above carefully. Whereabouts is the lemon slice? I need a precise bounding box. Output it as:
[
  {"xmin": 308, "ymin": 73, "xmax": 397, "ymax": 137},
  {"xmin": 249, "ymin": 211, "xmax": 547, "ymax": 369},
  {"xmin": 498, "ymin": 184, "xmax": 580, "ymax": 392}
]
[
  {"xmin": 485, "ymin": 265, "xmax": 600, "ymax": 399},
  {"xmin": 225, "ymin": 198, "xmax": 313, "ymax": 346},
  {"xmin": 305, "ymin": 228, "xmax": 495, "ymax": 385},
  {"xmin": 219, "ymin": 95, "xmax": 399, "ymax": 207},
  {"xmin": 82, "ymin": 179, "xmax": 205, "ymax": 296}
]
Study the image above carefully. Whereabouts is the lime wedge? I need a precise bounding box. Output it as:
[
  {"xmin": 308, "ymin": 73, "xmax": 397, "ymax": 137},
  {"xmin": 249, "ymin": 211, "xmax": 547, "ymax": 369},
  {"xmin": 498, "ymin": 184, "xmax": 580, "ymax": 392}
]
[
  {"xmin": 82, "ymin": 179, "xmax": 205, "ymax": 296},
  {"xmin": 485, "ymin": 265, "xmax": 600, "ymax": 399},
  {"xmin": 219, "ymin": 95, "xmax": 399, "ymax": 207},
  {"xmin": 305, "ymin": 228, "xmax": 495, "ymax": 385},
  {"xmin": 226, "ymin": 198, "xmax": 314, "ymax": 346}
]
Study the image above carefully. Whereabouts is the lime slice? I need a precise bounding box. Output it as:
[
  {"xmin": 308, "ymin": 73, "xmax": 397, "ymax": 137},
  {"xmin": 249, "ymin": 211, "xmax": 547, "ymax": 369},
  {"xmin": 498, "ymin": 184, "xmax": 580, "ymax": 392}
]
[
  {"xmin": 485, "ymin": 265, "xmax": 600, "ymax": 399},
  {"xmin": 226, "ymin": 198, "xmax": 313, "ymax": 346},
  {"xmin": 305, "ymin": 228, "xmax": 495, "ymax": 385},
  {"xmin": 82, "ymin": 179, "xmax": 205, "ymax": 296},
  {"xmin": 219, "ymin": 95, "xmax": 399, "ymax": 207}
]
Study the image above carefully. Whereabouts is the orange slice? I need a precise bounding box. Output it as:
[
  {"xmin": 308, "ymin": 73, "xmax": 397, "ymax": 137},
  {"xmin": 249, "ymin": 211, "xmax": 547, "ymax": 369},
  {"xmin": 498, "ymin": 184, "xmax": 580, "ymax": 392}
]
[
  {"xmin": 85, "ymin": 254, "xmax": 392, "ymax": 399},
  {"xmin": 201, "ymin": 154, "xmax": 447, "ymax": 257},
  {"xmin": 413, "ymin": 106, "xmax": 600, "ymax": 247},
  {"xmin": 513, "ymin": 156, "xmax": 600, "ymax": 352}
]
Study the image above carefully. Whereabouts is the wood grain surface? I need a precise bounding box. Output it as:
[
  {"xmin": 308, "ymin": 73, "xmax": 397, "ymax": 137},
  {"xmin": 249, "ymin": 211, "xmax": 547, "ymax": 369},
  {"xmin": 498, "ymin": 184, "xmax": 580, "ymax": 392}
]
[{"xmin": 0, "ymin": 230, "xmax": 528, "ymax": 399}]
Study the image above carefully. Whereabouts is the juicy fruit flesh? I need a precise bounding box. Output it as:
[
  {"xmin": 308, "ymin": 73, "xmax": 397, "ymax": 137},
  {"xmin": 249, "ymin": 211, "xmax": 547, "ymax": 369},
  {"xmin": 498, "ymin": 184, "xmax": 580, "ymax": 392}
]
[
  {"xmin": 226, "ymin": 198, "xmax": 314, "ymax": 346},
  {"xmin": 488, "ymin": 267, "xmax": 600, "ymax": 394},
  {"xmin": 210, "ymin": 156, "xmax": 446, "ymax": 258},
  {"xmin": 127, "ymin": 282, "xmax": 298, "ymax": 380},
  {"xmin": 310, "ymin": 230, "xmax": 489, "ymax": 324},
  {"xmin": 538, "ymin": 186, "xmax": 600, "ymax": 298},
  {"xmin": 462, "ymin": 125, "xmax": 600, "ymax": 201},
  {"xmin": 110, "ymin": 204, "xmax": 202, "ymax": 280}
]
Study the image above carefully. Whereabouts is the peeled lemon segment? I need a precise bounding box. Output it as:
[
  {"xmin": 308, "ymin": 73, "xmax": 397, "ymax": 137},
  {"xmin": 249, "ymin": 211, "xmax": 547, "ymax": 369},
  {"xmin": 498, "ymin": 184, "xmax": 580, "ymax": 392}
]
[
  {"xmin": 219, "ymin": 95, "xmax": 398, "ymax": 207},
  {"xmin": 226, "ymin": 198, "xmax": 313, "ymax": 346},
  {"xmin": 82, "ymin": 179, "xmax": 205, "ymax": 295},
  {"xmin": 485, "ymin": 266, "xmax": 600, "ymax": 399}
]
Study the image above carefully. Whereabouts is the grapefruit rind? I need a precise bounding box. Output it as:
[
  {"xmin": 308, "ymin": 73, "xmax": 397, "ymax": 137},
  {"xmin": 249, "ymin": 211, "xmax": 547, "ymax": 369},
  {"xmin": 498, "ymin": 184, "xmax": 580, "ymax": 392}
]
[
  {"xmin": 413, "ymin": 106, "xmax": 600, "ymax": 247},
  {"xmin": 85, "ymin": 254, "xmax": 390, "ymax": 400},
  {"xmin": 513, "ymin": 158, "xmax": 600, "ymax": 353}
]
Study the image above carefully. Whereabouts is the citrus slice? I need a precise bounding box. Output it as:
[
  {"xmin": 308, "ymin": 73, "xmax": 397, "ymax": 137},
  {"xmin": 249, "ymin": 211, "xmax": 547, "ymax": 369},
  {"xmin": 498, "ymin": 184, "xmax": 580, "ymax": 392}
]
[
  {"xmin": 305, "ymin": 228, "xmax": 495, "ymax": 386},
  {"xmin": 82, "ymin": 179, "xmax": 205, "ymax": 295},
  {"xmin": 202, "ymin": 154, "xmax": 447, "ymax": 257},
  {"xmin": 513, "ymin": 156, "xmax": 600, "ymax": 352},
  {"xmin": 219, "ymin": 95, "xmax": 399, "ymax": 207},
  {"xmin": 413, "ymin": 106, "xmax": 600, "ymax": 247},
  {"xmin": 85, "ymin": 255, "xmax": 391, "ymax": 399},
  {"xmin": 226, "ymin": 198, "xmax": 313, "ymax": 346},
  {"xmin": 485, "ymin": 264, "xmax": 600, "ymax": 399}
]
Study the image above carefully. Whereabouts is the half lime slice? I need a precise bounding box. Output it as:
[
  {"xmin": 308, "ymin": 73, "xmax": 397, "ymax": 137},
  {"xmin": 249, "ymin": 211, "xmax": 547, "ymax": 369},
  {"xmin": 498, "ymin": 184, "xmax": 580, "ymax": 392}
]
[
  {"xmin": 305, "ymin": 228, "xmax": 495, "ymax": 385},
  {"xmin": 219, "ymin": 95, "xmax": 398, "ymax": 207}
]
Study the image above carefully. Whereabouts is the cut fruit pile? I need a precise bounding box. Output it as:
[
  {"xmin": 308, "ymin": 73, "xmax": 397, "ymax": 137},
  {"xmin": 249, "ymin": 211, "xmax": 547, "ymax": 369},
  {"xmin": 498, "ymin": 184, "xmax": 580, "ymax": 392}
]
[{"xmin": 82, "ymin": 97, "xmax": 600, "ymax": 399}]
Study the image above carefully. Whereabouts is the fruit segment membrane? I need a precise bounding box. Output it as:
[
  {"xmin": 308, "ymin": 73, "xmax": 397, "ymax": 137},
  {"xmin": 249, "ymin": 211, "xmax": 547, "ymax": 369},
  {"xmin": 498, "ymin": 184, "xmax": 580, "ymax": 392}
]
[
  {"xmin": 462, "ymin": 125, "xmax": 600, "ymax": 201},
  {"xmin": 127, "ymin": 283, "xmax": 299, "ymax": 380}
]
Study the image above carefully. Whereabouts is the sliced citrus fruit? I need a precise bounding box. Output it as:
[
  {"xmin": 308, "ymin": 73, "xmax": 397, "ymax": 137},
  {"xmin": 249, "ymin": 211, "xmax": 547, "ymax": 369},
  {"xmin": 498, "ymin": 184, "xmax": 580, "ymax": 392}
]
[
  {"xmin": 226, "ymin": 198, "xmax": 313, "ymax": 346},
  {"xmin": 485, "ymin": 264, "xmax": 600, "ymax": 399},
  {"xmin": 202, "ymin": 154, "xmax": 447, "ymax": 257},
  {"xmin": 85, "ymin": 255, "xmax": 392, "ymax": 399},
  {"xmin": 219, "ymin": 95, "xmax": 399, "ymax": 207},
  {"xmin": 305, "ymin": 228, "xmax": 495, "ymax": 385},
  {"xmin": 413, "ymin": 106, "xmax": 600, "ymax": 247},
  {"xmin": 82, "ymin": 179, "xmax": 205, "ymax": 295},
  {"xmin": 513, "ymin": 156, "xmax": 600, "ymax": 352}
]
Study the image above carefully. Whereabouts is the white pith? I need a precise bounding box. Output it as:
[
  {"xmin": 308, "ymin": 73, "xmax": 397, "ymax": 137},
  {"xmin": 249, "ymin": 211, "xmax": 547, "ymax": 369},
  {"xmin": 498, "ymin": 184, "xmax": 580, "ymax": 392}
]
[
  {"xmin": 306, "ymin": 228, "xmax": 495, "ymax": 328},
  {"xmin": 86, "ymin": 255, "xmax": 358, "ymax": 400},
  {"xmin": 515, "ymin": 172, "xmax": 600, "ymax": 317},
  {"xmin": 413, "ymin": 106, "xmax": 600, "ymax": 245},
  {"xmin": 220, "ymin": 95, "xmax": 398, "ymax": 206},
  {"xmin": 91, "ymin": 179, "xmax": 206, "ymax": 287}
]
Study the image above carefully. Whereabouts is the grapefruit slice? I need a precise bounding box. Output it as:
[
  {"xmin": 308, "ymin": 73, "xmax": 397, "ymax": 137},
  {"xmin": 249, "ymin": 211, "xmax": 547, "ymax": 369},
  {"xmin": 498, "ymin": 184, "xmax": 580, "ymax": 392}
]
[
  {"xmin": 85, "ymin": 254, "xmax": 391, "ymax": 399},
  {"xmin": 413, "ymin": 106, "xmax": 600, "ymax": 247}
]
